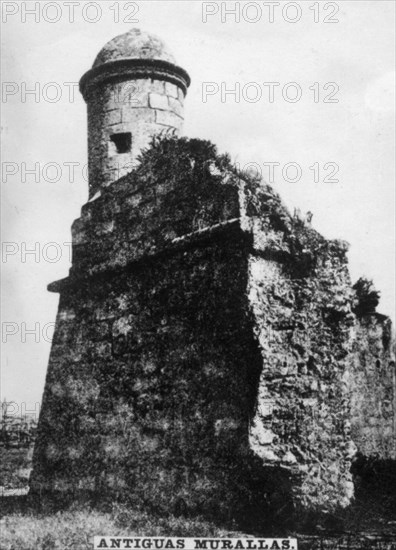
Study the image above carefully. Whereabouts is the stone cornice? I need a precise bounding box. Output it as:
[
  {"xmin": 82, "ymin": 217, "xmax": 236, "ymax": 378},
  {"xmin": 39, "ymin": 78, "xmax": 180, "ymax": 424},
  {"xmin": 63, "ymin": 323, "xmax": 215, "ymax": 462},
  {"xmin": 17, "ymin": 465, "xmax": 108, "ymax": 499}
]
[
  {"xmin": 79, "ymin": 58, "xmax": 191, "ymax": 101},
  {"xmin": 47, "ymin": 219, "xmax": 249, "ymax": 293}
]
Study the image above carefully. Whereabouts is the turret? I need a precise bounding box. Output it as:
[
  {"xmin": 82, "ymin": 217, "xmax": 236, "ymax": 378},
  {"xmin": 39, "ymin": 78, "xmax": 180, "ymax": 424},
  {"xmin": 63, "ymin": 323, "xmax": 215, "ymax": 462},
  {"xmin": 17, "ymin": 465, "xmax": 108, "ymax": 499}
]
[{"xmin": 79, "ymin": 28, "xmax": 190, "ymax": 198}]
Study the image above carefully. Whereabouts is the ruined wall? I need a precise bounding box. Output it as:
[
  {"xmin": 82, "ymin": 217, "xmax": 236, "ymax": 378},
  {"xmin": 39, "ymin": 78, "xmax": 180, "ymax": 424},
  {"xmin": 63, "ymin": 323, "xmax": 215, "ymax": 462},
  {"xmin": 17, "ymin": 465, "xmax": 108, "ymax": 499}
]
[
  {"xmin": 347, "ymin": 314, "xmax": 395, "ymax": 458},
  {"xmin": 248, "ymin": 245, "xmax": 356, "ymax": 509},
  {"xmin": 31, "ymin": 231, "xmax": 271, "ymax": 522},
  {"xmin": 234, "ymin": 183, "xmax": 356, "ymax": 509},
  {"xmin": 31, "ymin": 139, "xmax": 269, "ymax": 522},
  {"xmin": 31, "ymin": 137, "xmax": 394, "ymax": 521}
]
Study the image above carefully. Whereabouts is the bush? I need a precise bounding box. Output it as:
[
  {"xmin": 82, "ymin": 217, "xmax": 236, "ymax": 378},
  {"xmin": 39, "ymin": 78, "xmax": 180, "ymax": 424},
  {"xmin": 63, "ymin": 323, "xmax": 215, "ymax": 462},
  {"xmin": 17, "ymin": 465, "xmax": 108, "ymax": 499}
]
[{"xmin": 352, "ymin": 277, "xmax": 380, "ymax": 316}]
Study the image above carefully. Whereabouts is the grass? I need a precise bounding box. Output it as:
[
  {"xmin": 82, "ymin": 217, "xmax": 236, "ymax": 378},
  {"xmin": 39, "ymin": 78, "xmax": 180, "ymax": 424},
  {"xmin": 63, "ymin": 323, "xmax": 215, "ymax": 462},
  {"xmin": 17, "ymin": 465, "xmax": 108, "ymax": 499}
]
[
  {"xmin": 0, "ymin": 446, "xmax": 33, "ymax": 489},
  {"xmin": 1, "ymin": 446, "xmax": 396, "ymax": 549},
  {"xmin": 2, "ymin": 502, "xmax": 396, "ymax": 550},
  {"xmin": 0, "ymin": 504, "xmax": 248, "ymax": 550}
]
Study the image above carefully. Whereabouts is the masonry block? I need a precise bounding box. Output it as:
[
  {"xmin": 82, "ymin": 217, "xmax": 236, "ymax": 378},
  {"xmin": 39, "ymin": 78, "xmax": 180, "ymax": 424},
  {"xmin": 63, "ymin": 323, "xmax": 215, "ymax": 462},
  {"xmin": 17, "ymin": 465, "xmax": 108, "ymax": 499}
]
[
  {"xmin": 156, "ymin": 109, "xmax": 183, "ymax": 127},
  {"xmin": 165, "ymin": 81, "xmax": 179, "ymax": 98},
  {"xmin": 149, "ymin": 92, "xmax": 169, "ymax": 110},
  {"xmin": 169, "ymin": 97, "xmax": 184, "ymax": 118}
]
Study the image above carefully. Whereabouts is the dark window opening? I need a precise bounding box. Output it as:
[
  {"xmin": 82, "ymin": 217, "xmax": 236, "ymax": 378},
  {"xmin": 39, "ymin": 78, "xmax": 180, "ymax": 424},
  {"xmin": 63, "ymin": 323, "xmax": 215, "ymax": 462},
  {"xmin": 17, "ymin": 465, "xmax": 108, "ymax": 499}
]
[
  {"xmin": 110, "ymin": 132, "xmax": 131, "ymax": 154},
  {"xmin": 375, "ymin": 359, "xmax": 381, "ymax": 369}
]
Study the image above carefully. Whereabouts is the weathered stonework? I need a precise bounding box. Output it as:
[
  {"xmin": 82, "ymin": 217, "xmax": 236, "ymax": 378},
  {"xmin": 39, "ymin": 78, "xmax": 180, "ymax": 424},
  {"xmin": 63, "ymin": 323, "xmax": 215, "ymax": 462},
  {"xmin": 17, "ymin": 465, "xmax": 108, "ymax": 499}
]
[
  {"xmin": 30, "ymin": 30, "xmax": 395, "ymax": 526},
  {"xmin": 347, "ymin": 314, "xmax": 395, "ymax": 458}
]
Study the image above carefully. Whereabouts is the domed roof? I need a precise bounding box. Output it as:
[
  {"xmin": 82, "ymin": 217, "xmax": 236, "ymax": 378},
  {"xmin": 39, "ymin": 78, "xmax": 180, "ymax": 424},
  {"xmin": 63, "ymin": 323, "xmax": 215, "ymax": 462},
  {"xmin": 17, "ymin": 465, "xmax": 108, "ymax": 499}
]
[{"xmin": 93, "ymin": 28, "xmax": 176, "ymax": 68}]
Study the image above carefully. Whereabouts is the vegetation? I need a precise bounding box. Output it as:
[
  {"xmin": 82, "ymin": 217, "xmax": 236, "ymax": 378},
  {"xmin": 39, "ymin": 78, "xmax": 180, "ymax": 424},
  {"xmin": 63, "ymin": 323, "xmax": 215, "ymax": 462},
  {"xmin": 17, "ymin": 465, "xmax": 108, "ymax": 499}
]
[
  {"xmin": 0, "ymin": 504, "xmax": 246, "ymax": 550},
  {"xmin": 0, "ymin": 400, "xmax": 38, "ymax": 450},
  {"xmin": 352, "ymin": 277, "xmax": 380, "ymax": 316}
]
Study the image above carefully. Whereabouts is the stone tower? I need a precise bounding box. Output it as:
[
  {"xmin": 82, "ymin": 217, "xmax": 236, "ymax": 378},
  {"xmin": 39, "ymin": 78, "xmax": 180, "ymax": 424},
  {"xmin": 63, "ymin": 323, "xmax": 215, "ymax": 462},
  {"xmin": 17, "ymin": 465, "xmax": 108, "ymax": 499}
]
[
  {"xmin": 79, "ymin": 28, "xmax": 190, "ymax": 198},
  {"xmin": 30, "ymin": 28, "xmax": 395, "ymax": 526}
]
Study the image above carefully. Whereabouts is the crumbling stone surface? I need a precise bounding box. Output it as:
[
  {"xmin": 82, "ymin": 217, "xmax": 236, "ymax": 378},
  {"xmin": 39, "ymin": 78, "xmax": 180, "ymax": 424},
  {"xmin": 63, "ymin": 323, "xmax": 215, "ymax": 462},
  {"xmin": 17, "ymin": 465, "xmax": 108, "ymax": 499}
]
[
  {"xmin": 347, "ymin": 314, "xmax": 395, "ymax": 458},
  {"xmin": 30, "ymin": 137, "xmax": 395, "ymax": 522},
  {"xmin": 248, "ymin": 240, "xmax": 356, "ymax": 509}
]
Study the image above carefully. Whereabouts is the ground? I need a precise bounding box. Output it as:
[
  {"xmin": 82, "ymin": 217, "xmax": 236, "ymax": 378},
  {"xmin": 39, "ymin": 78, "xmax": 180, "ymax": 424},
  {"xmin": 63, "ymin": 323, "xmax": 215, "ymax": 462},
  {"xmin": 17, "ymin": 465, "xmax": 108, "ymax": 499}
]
[
  {"xmin": 1, "ymin": 445, "xmax": 396, "ymax": 549},
  {"xmin": 1, "ymin": 501, "xmax": 396, "ymax": 549}
]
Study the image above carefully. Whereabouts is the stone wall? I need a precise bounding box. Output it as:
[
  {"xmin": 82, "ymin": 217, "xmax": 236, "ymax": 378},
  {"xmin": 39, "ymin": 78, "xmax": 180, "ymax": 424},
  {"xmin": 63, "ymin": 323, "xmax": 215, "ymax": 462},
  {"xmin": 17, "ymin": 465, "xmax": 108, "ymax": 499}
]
[
  {"xmin": 237, "ymin": 183, "xmax": 357, "ymax": 509},
  {"xmin": 248, "ymin": 248, "xmax": 356, "ymax": 509},
  {"xmin": 32, "ymin": 230, "xmax": 271, "ymax": 522},
  {"xmin": 347, "ymin": 314, "xmax": 395, "ymax": 458},
  {"xmin": 31, "ymin": 139, "xmax": 268, "ymax": 522},
  {"xmin": 31, "ymin": 137, "xmax": 395, "ymax": 523}
]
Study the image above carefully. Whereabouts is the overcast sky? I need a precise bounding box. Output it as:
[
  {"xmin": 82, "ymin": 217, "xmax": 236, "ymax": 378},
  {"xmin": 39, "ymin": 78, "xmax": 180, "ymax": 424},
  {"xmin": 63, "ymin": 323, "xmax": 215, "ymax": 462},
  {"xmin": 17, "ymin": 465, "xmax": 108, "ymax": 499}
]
[{"xmin": 1, "ymin": 0, "xmax": 395, "ymax": 408}]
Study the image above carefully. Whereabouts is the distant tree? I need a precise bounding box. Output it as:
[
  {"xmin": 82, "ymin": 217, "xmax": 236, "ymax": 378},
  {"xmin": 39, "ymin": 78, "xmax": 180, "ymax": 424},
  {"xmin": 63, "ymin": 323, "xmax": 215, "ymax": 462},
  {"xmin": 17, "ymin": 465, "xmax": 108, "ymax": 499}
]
[
  {"xmin": 352, "ymin": 277, "xmax": 380, "ymax": 316},
  {"xmin": 1, "ymin": 398, "xmax": 8, "ymax": 418}
]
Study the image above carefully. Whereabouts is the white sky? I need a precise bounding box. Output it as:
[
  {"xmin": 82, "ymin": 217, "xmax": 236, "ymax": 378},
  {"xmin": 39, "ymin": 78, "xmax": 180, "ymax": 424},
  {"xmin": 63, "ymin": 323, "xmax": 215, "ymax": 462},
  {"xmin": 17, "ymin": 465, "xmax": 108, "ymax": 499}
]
[{"xmin": 1, "ymin": 1, "xmax": 395, "ymax": 408}]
